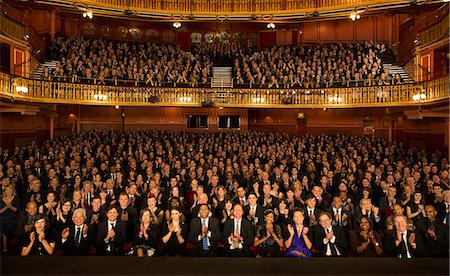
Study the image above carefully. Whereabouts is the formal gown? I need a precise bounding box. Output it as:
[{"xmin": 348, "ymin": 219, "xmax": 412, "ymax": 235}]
[{"xmin": 284, "ymin": 225, "xmax": 313, "ymax": 258}]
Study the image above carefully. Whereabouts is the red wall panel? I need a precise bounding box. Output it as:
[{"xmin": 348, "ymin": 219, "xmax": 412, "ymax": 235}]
[
  {"xmin": 303, "ymin": 22, "xmax": 319, "ymax": 41},
  {"xmin": 337, "ymin": 20, "xmax": 354, "ymax": 41},
  {"xmin": 356, "ymin": 17, "xmax": 375, "ymax": 41},
  {"xmin": 318, "ymin": 21, "xmax": 336, "ymax": 41}
]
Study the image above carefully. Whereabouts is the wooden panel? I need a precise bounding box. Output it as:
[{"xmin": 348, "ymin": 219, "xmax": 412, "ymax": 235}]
[
  {"xmin": 162, "ymin": 107, "xmax": 179, "ymax": 123},
  {"xmin": 315, "ymin": 109, "xmax": 334, "ymax": 125},
  {"xmin": 334, "ymin": 109, "xmax": 356, "ymax": 125},
  {"xmin": 80, "ymin": 106, "xmax": 92, "ymax": 121},
  {"xmin": 89, "ymin": 106, "xmax": 108, "ymax": 122},
  {"xmin": 376, "ymin": 15, "xmax": 390, "ymax": 42},
  {"xmin": 143, "ymin": 107, "xmax": 162, "ymax": 123},
  {"xmin": 318, "ymin": 21, "xmax": 335, "ymax": 41},
  {"xmin": 303, "ymin": 22, "xmax": 318, "ymax": 41},
  {"xmin": 108, "ymin": 108, "xmax": 122, "ymax": 122},
  {"xmin": 124, "ymin": 107, "xmax": 143, "ymax": 122},
  {"xmin": 337, "ymin": 20, "xmax": 354, "ymax": 41},
  {"xmin": 356, "ymin": 17, "xmax": 374, "ymax": 41}
]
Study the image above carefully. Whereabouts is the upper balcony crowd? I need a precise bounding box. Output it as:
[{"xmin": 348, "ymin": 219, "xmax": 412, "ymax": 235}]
[
  {"xmin": 41, "ymin": 36, "xmax": 402, "ymax": 89},
  {"xmin": 0, "ymin": 130, "xmax": 448, "ymax": 258}
]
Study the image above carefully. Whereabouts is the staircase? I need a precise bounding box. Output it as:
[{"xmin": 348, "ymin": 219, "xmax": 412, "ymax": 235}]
[
  {"xmin": 211, "ymin": 67, "xmax": 233, "ymax": 88},
  {"xmin": 382, "ymin": 63, "xmax": 413, "ymax": 83},
  {"xmin": 30, "ymin": 60, "xmax": 59, "ymax": 79}
]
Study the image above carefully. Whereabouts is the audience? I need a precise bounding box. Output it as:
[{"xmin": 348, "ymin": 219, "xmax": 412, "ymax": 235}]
[
  {"xmin": 43, "ymin": 37, "xmax": 398, "ymax": 88},
  {"xmin": 0, "ymin": 129, "xmax": 448, "ymax": 258}
]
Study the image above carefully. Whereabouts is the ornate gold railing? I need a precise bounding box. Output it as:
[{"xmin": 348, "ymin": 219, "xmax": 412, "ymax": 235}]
[
  {"xmin": 418, "ymin": 13, "xmax": 449, "ymax": 46},
  {"xmin": 0, "ymin": 73, "xmax": 448, "ymax": 108},
  {"xmin": 65, "ymin": 0, "xmax": 409, "ymax": 14},
  {"xmin": 0, "ymin": 13, "xmax": 27, "ymax": 42}
]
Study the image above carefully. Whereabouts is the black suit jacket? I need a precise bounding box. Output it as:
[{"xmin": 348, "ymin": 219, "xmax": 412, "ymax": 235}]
[
  {"xmin": 303, "ymin": 208, "xmax": 321, "ymax": 228},
  {"xmin": 60, "ymin": 224, "xmax": 93, "ymax": 255},
  {"xmin": 384, "ymin": 229, "xmax": 427, "ymax": 258},
  {"xmin": 222, "ymin": 218, "xmax": 254, "ymax": 252},
  {"xmin": 327, "ymin": 207, "xmax": 352, "ymax": 230},
  {"xmin": 313, "ymin": 225, "xmax": 348, "ymax": 257},
  {"xmin": 416, "ymin": 219, "xmax": 449, "ymax": 257},
  {"xmin": 188, "ymin": 217, "xmax": 222, "ymax": 254},
  {"xmin": 243, "ymin": 204, "xmax": 265, "ymax": 226},
  {"xmin": 96, "ymin": 220, "xmax": 127, "ymax": 255}
]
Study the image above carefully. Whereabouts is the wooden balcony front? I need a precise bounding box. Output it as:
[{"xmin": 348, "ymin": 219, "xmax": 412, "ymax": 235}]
[{"xmin": 0, "ymin": 73, "xmax": 448, "ymax": 109}]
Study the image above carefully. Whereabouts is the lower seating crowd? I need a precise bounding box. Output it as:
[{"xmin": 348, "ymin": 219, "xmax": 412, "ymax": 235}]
[
  {"xmin": 43, "ymin": 36, "xmax": 400, "ymax": 88},
  {"xmin": 0, "ymin": 130, "xmax": 448, "ymax": 258}
]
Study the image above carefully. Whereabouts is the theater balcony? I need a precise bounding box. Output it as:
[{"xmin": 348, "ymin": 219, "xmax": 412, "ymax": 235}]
[{"xmin": 0, "ymin": 72, "xmax": 449, "ymax": 109}]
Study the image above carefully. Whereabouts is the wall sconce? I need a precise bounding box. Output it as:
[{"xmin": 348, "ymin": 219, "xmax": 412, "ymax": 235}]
[
  {"xmin": 16, "ymin": 86, "xmax": 28, "ymax": 93},
  {"xmin": 94, "ymin": 94, "xmax": 107, "ymax": 100},
  {"xmin": 329, "ymin": 96, "xmax": 342, "ymax": 103},
  {"xmin": 252, "ymin": 97, "xmax": 265, "ymax": 103},
  {"xmin": 83, "ymin": 10, "xmax": 93, "ymax": 19},
  {"xmin": 180, "ymin": 96, "xmax": 191, "ymax": 102},
  {"xmin": 173, "ymin": 22, "xmax": 182, "ymax": 29},
  {"xmin": 350, "ymin": 12, "xmax": 360, "ymax": 21},
  {"xmin": 412, "ymin": 93, "xmax": 426, "ymax": 102},
  {"xmin": 267, "ymin": 23, "xmax": 276, "ymax": 29}
]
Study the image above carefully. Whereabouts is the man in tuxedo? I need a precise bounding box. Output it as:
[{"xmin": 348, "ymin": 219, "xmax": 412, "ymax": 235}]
[
  {"xmin": 96, "ymin": 206, "xmax": 127, "ymax": 255},
  {"xmin": 384, "ymin": 215, "xmax": 427, "ymax": 258},
  {"xmin": 378, "ymin": 186, "xmax": 401, "ymax": 209},
  {"xmin": 436, "ymin": 190, "xmax": 449, "ymax": 225},
  {"xmin": 188, "ymin": 204, "xmax": 222, "ymax": 257},
  {"xmin": 327, "ymin": 196, "xmax": 351, "ymax": 230},
  {"xmin": 222, "ymin": 204, "xmax": 254, "ymax": 257},
  {"xmin": 313, "ymin": 212, "xmax": 348, "ymax": 257},
  {"xmin": 105, "ymin": 179, "xmax": 119, "ymax": 206},
  {"xmin": 355, "ymin": 198, "xmax": 383, "ymax": 231},
  {"xmin": 258, "ymin": 183, "xmax": 278, "ymax": 210},
  {"xmin": 86, "ymin": 197, "xmax": 106, "ymax": 246},
  {"xmin": 416, "ymin": 205, "xmax": 448, "ymax": 257},
  {"xmin": 233, "ymin": 187, "xmax": 247, "ymax": 206},
  {"xmin": 304, "ymin": 194, "xmax": 321, "ymax": 229},
  {"xmin": 15, "ymin": 202, "xmax": 38, "ymax": 241},
  {"xmin": 125, "ymin": 183, "xmax": 143, "ymax": 210},
  {"xmin": 60, "ymin": 208, "xmax": 93, "ymax": 255},
  {"xmin": 117, "ymin": 192, "xmax": 138, "ymax": 243},
  {"xmin": 244, "ymin": 193, "xmax": 264, "ymax": 226}
]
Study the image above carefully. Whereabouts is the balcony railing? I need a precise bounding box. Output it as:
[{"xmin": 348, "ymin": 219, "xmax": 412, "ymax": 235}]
[
  {"xmin": 0, "ymin": 13, "xmax": 27, "ymax": 42},
  {"xmin": 1, "ymin": 72, "xmax": 448, "ymax": 108},
  {"xmin": 55, "ymin": 0, "xmax": 414, "ymax": 14}
]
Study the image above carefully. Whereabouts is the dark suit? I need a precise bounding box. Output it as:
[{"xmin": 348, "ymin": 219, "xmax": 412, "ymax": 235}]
[
  {"xmin": 303, "ymin": 207, "xmax": 321, "ymax": 228},
  {"xmin": 416, "ymin": 219, "xmax": 449, "ymax": 257},
  {"xmin": 60, "ymin": 224, "xmax": 93, "ymax": 255},
  {"xmin": 243, "ymin": 204, "xmax": 265, "ymax": 226},
  {"xmin": 188, "ymin": 217, "xmax": 222, "ymax": 256},
  {"xmin": 96, "ymin": 220, "xmax": 127, "ymax": 256},
  {"xmin": 327, "ymin": 207, "xmax": 352, "ymax": 230},
  {"xmin": 117, "ymin": 205, "xmax": 138, "ymax": 242},
  {"xmin": 313, "ymin": 225, "xmax": 348, "ymax": 257},
  {"xmin": 384, "ymin": 229, "xmax": 427, "ymax": 258},
  {"xmin": 222, "ymin": 218, "xmax": 254, "ymax": 257}
]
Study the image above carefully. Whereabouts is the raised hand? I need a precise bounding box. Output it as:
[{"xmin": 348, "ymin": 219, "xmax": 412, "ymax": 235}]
[
  {"xmin": 29, "ymin": 232, "xmax": 36, "ymax": 243},
  {"xmin": 61, "ymin": 228, "xmax": 70, "ymax": 240},
  {"xmin": 326, "ymin": 229, "xmax": 334, "ymax": 240},
  {"xmin": 82, "ymin": 224, "xmax": 89, "ymax": 236},
  {"xmin": 303, "ymin": 227, "xmax": 309, "ymax": 236},
  {"xmin": 287, "ymin": 224, "xmax": 295, "ymax": 236}
]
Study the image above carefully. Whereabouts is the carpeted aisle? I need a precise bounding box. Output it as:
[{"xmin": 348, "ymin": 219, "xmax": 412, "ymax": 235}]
[{"xmin": 2, "ymin": 257, "xmax": 449, "ymax": 275}]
